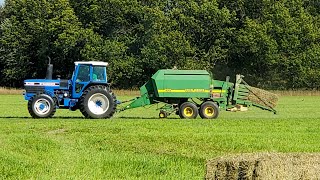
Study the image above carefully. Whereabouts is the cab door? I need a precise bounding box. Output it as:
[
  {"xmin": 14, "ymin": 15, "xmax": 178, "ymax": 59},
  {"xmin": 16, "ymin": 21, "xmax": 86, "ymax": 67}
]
[{"xmin": 72, "ymin": 64, "xmax": 92, "ymax": 98}]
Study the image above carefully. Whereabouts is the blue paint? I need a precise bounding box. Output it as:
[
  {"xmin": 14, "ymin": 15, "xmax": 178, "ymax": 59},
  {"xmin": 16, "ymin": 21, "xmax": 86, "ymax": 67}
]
[
  {"xmin": 96, "ymin": 101, "xmax": 102, "ymax": 107},
  {"xmin": 39, "ymin": 104, "xmax": 45, "ymax": 110},
  {"xmin": 23, "ymin": 62, "xmax": 110, "ymax": 111}
]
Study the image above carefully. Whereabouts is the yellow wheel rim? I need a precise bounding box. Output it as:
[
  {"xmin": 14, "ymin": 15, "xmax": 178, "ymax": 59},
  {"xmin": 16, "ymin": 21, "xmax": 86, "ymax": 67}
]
[
  {"xmin": 160, "ymin": 113, "xmax": 165, "ymax": 118},
  {"xmin": 183, "ymin": 107, "xmax": 194, "ymax": 117},
  {"xmin": 204, "ymin": 107, "xmax": 215, "ymax": 117}
]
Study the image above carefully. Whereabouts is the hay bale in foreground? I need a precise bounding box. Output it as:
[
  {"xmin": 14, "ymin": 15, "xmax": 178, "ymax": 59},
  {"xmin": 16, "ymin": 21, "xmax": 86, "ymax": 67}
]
[
  {"xmin": 206, "ymin": 153, "xmax": 320, "ymax": 180},
  {"xmin": 246, "ymin": 87, "xmax": 279, "ymax": 108}
]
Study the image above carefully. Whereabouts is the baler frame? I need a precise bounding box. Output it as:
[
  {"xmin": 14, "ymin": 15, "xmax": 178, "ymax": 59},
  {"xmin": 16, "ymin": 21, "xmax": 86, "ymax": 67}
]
[{"xmin": 117, "ymin": 70, "xmax": 278, "ymax": 119}]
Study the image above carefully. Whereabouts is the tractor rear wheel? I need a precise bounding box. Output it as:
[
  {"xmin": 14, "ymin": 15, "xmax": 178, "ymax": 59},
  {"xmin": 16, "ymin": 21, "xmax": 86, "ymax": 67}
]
[
  {"xmin": 199, "ymin": 101, "xmax": 219, "ymax": 119},
  {"xmin": 28, "ymin": 94, "xmax": 56, "ymax": 118},
  {"xmin": 179, "ymin": 102, "xmax": 198, "ymax": 119},
  {"xmin": 79, "ymin": 85, "xmax": 117, "ymax": 119}
]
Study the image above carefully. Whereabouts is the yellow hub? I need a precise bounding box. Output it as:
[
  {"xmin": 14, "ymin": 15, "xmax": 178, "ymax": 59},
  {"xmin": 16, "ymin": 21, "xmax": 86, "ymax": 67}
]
[
  {"xmin": 160, "ymin": 113, "xmax": 165, "ymax": 118},
  {"xmin": 204, "ymin": 106, "xmax": 215, "ymax": 117},
  {"xmin": 183, "ymin": 107, "xmax": 194, "ymax": 117}
]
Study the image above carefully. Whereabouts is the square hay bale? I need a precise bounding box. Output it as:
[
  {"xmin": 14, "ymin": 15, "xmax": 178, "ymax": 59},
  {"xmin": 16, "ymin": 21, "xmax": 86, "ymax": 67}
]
[{"xmin": 206, "ymin": 153, "xmax": 320, "ymax": 180}]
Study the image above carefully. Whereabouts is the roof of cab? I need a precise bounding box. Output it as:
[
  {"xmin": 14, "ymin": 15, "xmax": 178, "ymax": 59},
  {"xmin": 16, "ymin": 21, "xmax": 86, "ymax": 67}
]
[{"xmin": 74, "ymin": 61, "xmax": 109, "ymax": 66}]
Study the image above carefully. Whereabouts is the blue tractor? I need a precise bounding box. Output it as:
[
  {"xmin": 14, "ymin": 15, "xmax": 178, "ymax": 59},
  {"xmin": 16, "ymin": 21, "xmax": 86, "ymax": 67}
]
[{"xmin": 23, "ymin": 61, "xmax": 117, "ymax": 119}]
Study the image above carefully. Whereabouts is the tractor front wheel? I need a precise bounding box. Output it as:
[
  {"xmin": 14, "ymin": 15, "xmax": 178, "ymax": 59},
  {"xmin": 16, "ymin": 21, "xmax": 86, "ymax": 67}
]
[
  {"xmin": 28, "ymin": 94, "xmax": 56, "ymax": 118},
  {"xmin": 179, "ymin": 102, "xmax": 198, "ymax": 119},
  {"xmin": 79, "ymin": 85, "xmax": 116, "ymax": 119},
  {"xmin": 199, "ymin": 101, "xmax": 219, "ymax": 119}
]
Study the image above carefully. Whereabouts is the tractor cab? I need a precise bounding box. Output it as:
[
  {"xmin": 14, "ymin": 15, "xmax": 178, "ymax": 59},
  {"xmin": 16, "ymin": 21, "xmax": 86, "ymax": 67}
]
[{"xmin": 72, "ymin": 61, "xmax": 109, "ymax": 98}]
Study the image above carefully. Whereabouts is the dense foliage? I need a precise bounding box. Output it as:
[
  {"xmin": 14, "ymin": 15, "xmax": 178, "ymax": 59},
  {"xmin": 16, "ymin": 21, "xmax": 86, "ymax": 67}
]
[{"xmin": 0, "ymin": 0, "xmax": 320, "ymax": 89}]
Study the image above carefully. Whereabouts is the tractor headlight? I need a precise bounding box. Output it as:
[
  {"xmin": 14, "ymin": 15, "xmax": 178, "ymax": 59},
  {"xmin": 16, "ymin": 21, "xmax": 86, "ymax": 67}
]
[{"xmin": 64, "ymin": 92, "xmax": 68, "ymax": 97}]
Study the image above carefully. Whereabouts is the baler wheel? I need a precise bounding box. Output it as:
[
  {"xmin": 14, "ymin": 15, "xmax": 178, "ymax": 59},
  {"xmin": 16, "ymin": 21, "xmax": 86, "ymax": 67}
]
[
  {"xmin": 159, "ymin": 110, "xmax": 168, "ymax": 119},
  {"xmin": 79, "ymin": 85, "xmax": 117, "ymax": 119},
  {"xmin": 199, "ymin": 101, "xmax": 219, "ymax": 119},
  {"xmin": 28, "ymin": 94, "xmax": 56, "ymax": 118},
  {"xmin": 179, "ymin": 102, "xmax": 198, "ymax": 119}
]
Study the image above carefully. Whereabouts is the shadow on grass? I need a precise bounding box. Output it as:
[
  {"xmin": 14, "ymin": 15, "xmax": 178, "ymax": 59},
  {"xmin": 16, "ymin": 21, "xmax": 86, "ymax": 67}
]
[
  {"xmin": 0, "ymin": 116, "xmax": 85, "ymax": 119},
  {"xmin": 117, "ymin": 116, "xmax": 181, "ymax": 120},
  {"xmin": 0, "ymin": 116, "xmax": 32, "ymax": 119},
  {"xmin": 0, "ymin": 116, "xmax": 182, "ymax": 120}
]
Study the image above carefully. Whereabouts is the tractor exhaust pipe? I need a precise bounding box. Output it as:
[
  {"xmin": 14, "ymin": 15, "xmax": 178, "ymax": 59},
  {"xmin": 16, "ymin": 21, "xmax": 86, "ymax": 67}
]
[{"xmin": 46, "ymin": 57, "xmax": 53, "ymax": 80}]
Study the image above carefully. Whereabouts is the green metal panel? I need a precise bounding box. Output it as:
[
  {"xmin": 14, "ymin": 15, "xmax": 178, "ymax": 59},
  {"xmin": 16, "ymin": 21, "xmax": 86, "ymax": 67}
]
[
  {"xmin": 151, "ymin": 70, "xmax": 211, "ymax": 98},
  {"xmin": 139, "ymin": 79, "xmax": 153, "ymax": 96},
  {"xmin": 150, "ymin": 70, "xmax": 165, "ymax": 97},
  {"xmin": 124, "ymin": 93, "xmax": 151, "ymax": 110},
  {"xmin": 123, "ymin": 80, "xmax": 153, "ymax": 110}
]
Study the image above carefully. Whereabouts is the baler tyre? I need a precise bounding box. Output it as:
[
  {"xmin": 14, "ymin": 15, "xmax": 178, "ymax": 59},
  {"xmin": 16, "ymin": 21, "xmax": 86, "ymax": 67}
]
[
  {"xmin": 79, "ymin": 85, "xmax": 116, "ymax": 119},
  {"xmin": 159, "ymin": 110, "xmax": 168, "ymax": 119},
  {"xmin": 28, "ymin": 94, "xmax": 56, "ymax": 118},
  {"xmin": 199, "ymin": 101, "xmax": 219, "ymax": 119},
  {"xmin": 179, "ymin": 102, "xmax": 198, "ymax": 119}
]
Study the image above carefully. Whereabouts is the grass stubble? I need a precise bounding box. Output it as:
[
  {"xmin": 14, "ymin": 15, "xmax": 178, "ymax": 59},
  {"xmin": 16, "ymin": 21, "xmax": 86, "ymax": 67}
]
[{"xmin": 0, "ymin": 94, "xmax": 320, "ymax": 179}]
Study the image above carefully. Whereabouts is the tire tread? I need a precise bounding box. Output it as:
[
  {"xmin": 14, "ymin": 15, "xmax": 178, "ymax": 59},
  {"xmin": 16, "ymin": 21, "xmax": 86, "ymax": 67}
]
[
  {"xmin": 27, "ymin": 94, "xmax": 56, "ymax": 118},
  {"xmin": 79, "ymin": 85, "xmax": 117, "ymax": 119}
]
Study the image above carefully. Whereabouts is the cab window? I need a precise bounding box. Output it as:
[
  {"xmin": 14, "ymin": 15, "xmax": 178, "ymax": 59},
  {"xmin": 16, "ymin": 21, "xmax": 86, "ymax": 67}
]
[
  {"xmin": 77, "ymin": 65, "xmax": 90, "ymax": 82},
  {"xmin": 93, "ymin": 66, "xmax": 106, "ymax": 81}
]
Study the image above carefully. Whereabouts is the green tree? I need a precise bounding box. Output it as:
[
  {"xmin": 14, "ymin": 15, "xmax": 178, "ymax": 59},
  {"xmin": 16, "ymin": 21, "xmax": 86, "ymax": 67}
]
[
  {"xmin": 0, "ymin": 0, "xmax": 94, "ymax": 86},
  {"xmin": 0, "ymin": 17, "xmax": 31, "ymax": 86},
  {"xmin": 1, "ymin": 0, "xmax": 320, "ymax": 89},
  {"xmin": 225, "ymin": 0, "xmax": 320, "ymax": 89},
  {"xmin": 69, "ymin": 0, "xmax": 234, "ymax": 88}
]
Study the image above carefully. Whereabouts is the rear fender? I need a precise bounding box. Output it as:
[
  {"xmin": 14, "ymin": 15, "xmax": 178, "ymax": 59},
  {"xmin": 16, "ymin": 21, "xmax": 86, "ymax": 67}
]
[
  {"xmin": 72, "ymin": 82, "xmax": 110, "ymax": 99},
  {"xmin": 84, "ymin": 83, "xmax": 111, "ymax": 92}
]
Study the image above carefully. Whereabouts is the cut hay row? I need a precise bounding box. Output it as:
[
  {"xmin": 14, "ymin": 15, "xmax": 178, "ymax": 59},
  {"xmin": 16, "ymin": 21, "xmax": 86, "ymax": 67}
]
[
  {"xmin": 206, "ymin": 153, "xmax": 320, "ymax": 180},
  {"xmin": 247, "ymin": 86, "xmax": 279, "ymax": 108}
]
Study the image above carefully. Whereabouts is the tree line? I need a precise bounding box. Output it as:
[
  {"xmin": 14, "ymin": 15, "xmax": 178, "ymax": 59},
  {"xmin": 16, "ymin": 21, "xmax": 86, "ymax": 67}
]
[{"xmin": 0, "ymin": 0, "xmax": 320, "ymax": 89}]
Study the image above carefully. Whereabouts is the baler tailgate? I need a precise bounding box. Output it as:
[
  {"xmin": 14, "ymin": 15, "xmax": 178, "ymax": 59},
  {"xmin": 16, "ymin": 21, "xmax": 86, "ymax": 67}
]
[{"xmin": 241, "ymin": 80, "xmax": 278, "ymax": 113}]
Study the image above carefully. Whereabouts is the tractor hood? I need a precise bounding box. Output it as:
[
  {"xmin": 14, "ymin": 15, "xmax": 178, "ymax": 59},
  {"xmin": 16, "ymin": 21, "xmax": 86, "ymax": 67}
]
[
  {"xmin": 24, "ymin": 79, "xmax": 70, "ymax": 94},
  {"xmin": 24, "ymin": 79, "xmax": 61, "ymax": 87}
]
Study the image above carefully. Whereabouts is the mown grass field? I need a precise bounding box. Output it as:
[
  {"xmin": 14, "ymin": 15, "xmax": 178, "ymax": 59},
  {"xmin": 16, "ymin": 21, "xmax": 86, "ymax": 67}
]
[{"xmin": 1, "ymin": 95, "xmax": 320, "ymax": 179}]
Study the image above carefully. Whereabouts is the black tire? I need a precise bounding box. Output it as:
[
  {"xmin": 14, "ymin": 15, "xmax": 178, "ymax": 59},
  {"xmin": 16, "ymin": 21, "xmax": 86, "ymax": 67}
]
[
  {"xmin": 199, "ymin": 101, "xmax": 219, "ymax": 119},
  {"xmin": 28, "ymin": 94, "xmax": 56, "ymax": 118},
  {"xmin": 70, "ymin": 105, "xmax": 79, "ymax": 111},
  {"xmin": 159, "ymin": 110, "xmax": 168, "ymax": 119},
  {"xmin": 79, "ymin": 85, "xmax": 117, "ymax": 119},
  {"xmin": 179, "ymin": 102, "xmax": 198, "ymax": 119}
]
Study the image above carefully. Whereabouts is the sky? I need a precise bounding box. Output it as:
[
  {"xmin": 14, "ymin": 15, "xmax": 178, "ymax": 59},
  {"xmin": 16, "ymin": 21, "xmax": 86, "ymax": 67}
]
[{"xmin": 0, "ymin": 0, "xmax": 4, "ymax": 6}]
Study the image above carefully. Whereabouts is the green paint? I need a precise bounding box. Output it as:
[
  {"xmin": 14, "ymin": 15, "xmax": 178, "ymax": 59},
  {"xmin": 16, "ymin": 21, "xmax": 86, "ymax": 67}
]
[
  {"xmin": 121, "ymin": 70, "xmax": 277, "ymax": 116},
  {"xmin": 152, "ymin": 70, "xmax": 211, "ymax": 98}
]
